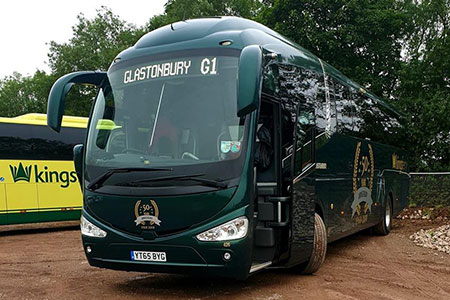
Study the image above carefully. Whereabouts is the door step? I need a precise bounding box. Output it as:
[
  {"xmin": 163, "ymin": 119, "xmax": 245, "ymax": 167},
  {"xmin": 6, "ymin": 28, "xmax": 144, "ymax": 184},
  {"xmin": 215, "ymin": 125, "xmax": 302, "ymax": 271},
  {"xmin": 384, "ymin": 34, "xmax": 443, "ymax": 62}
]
[{"xmin": 250, "ymin": 261, "xmax": 272, "ymax": 273}]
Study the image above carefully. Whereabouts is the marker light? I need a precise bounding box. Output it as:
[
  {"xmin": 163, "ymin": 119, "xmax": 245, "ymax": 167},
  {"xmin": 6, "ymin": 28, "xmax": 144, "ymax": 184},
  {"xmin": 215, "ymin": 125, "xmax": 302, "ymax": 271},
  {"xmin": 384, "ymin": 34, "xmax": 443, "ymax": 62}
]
[
  {"xmin": 219, "ymin": 40, "xmax": 233, "ymax": 46},
  {"xmin": 196, "ymin": 216, "xmax": 248, "ymax": 241},
  {"xmin": 80, "ymin": 215, "xmax": 107, "ymax": 238}
]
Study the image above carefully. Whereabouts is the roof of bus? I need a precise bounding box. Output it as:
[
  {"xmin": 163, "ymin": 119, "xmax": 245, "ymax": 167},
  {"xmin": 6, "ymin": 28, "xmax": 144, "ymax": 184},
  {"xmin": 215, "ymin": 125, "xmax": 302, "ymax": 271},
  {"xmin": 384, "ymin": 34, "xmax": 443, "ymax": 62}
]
[
  {"xmin": 0, "ymin": 113, "xmax": 88, "ymax": 128},
  {"xmin": 114, "ymin": 16, "xmax": 398, "ymax": 116}
]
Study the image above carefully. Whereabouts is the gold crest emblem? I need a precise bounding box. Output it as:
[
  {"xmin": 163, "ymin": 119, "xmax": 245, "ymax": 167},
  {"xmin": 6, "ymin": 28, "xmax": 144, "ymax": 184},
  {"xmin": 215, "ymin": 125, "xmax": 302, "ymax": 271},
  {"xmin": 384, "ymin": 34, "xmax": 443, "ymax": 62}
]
[
  {"xmin": 134, "ymin": 200, "xmax": 162, "ymax": 229},
  {"xmin": 351, "ymin": 142, "xmax": 375, "ymax": 224}
]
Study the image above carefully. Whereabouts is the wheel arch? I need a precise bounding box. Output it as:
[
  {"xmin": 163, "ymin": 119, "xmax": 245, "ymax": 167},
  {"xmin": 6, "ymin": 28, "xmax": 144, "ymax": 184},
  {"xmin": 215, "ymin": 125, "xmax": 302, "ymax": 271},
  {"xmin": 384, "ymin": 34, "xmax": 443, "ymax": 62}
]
[
  {"xmin": 315, "ymin": 202, "xmax": 325, "ymax": 223},
  {"xmin": 387, "ymin": 190, "xmax": 394, "ymax": 208}
]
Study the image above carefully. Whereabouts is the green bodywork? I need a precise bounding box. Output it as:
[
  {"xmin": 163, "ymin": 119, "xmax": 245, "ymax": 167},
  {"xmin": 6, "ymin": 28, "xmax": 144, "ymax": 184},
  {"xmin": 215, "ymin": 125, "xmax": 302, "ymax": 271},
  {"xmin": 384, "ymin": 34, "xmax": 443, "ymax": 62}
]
[{"xmin": 47, "ymin": 17, "xmax": 409, "ymax": 279}]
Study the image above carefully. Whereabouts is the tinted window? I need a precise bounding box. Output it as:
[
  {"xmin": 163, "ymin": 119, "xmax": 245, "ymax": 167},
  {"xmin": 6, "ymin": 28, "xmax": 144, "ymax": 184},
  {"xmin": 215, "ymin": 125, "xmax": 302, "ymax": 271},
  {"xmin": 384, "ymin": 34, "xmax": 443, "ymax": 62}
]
[
  {"xmin": 277, "ymin": 65, "xmax": 326, "ymax": 130},
  {"xmin": 0, "ymin": 123, "xmax": 85, "ymax": 160},
  {"xmin": 262, "ymin": 64, "xmax": 280, "ymax": 96},
  {"xmin": 352, "ymin": 90, "xmax": 367, "ymax": 133},
  {"xmin": 32, "ymin": 125, "xmax": 86, "ymax": 160},
  {"xmin": 333, "ymin": 80, "xmax": 354, "ymax": 134},
  {"xmin": 352, "ymin": 92, "xmax": 403, "ymax": 145},
  {"xmin": 294, "ymin": 104, "xmax": 315, "ymax": 177},
  {"xmin": 324, "ymin": 77, "xmax": 337, "ymax": 133}
]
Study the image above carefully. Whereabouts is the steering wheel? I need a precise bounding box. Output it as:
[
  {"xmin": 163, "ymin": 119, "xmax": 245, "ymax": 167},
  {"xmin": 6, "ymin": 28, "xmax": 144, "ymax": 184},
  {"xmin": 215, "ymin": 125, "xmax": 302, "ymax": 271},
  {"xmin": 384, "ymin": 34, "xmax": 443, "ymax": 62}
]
[
  {"xmin": 181, "ymin": 152, "xmax": 199, "ymax": 160},
  {"xmin": 121, "ymin": 148, "xmax": 147, "ymax": 154}
]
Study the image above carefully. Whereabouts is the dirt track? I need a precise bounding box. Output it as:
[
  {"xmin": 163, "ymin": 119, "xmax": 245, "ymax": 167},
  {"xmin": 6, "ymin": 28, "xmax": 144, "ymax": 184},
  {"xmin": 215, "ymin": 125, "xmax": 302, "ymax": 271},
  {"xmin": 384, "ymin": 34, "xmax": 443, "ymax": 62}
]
[{"xmin": 1, "ymin": 219, "xmax": 450, "ymax": 300}]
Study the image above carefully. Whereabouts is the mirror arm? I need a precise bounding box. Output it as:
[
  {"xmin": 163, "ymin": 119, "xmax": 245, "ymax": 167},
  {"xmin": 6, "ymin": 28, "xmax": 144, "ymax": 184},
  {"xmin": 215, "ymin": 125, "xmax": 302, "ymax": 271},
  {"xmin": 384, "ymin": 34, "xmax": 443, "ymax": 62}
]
[{"xmin": 47, "ymin": 71, "xmax": 107, "ymax": 132}]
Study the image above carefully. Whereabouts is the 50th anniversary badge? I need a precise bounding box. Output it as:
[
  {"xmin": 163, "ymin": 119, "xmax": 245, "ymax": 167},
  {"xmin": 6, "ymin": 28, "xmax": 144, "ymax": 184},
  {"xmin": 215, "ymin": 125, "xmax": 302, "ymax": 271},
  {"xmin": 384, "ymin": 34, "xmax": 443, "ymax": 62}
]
[
  {"xmin": 351, "ymin": 141, "xmax": 375, "ymax": 225},
  {"xmin": 134, "ymin": 200, "xmax": 162, "ymax": 230}
]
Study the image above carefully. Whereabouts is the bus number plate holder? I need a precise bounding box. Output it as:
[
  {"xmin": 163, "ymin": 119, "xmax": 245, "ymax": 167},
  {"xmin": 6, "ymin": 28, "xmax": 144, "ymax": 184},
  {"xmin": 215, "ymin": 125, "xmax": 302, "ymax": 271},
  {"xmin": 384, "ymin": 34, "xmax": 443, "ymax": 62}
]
[{"xmin": 131, "ymin": 251, "xmax": 167, "ymax": 262}]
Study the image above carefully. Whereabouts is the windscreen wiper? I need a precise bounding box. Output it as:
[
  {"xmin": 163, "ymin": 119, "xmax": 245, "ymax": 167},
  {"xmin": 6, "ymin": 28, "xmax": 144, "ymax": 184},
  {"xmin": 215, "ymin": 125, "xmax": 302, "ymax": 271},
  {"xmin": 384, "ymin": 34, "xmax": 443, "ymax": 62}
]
[
  {"xmin": 127, "ymin": 173, "xmax": 228, "ymax": 189},
  {"xmin": 87, "ymin": 167, "xmax": 173, "ymax": 191}
]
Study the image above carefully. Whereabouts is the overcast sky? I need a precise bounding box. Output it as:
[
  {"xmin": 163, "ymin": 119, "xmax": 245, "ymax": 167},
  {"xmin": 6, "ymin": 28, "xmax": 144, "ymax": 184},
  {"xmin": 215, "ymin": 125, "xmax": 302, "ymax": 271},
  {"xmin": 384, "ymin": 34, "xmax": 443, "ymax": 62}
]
[{"xmin": 0, "ymin": 0, "xmax": 167, "ymax": 79}]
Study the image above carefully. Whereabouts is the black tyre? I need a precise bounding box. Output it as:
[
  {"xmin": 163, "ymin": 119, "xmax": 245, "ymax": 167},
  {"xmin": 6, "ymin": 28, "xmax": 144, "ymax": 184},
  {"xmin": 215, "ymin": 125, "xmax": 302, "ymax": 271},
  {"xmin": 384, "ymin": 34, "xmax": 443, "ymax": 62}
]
[
  {"xmin": 373, "ymin": 196, "xmax": 393, "ymax": 235},
  {"xmin": 300, "ymin": 213, "xmax": 327, "ymax": 274}
]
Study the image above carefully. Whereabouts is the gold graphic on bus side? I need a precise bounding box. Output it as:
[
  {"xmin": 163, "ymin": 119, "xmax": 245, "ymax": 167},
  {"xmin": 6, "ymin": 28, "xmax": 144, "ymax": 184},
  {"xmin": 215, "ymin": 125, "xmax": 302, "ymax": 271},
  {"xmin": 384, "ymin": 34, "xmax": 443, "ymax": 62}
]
[
  {"xmin": 351, "ymin": 142, "xmax": 374, "ymax": 225},
  {"xmin": 392, "ymin": 153, "xmax": 407, "ymax": 171},
  {"xmin": 134, "ymin": 199, "xmax": 162, "ymax": 230}
]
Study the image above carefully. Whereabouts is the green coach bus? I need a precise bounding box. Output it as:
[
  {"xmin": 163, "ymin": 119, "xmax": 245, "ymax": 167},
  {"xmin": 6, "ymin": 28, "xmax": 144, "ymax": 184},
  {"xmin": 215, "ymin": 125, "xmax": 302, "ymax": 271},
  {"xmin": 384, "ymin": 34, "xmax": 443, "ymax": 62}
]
[{"xmin": 46, "ymin": 17, "xmax": 409, "ymax": 279}]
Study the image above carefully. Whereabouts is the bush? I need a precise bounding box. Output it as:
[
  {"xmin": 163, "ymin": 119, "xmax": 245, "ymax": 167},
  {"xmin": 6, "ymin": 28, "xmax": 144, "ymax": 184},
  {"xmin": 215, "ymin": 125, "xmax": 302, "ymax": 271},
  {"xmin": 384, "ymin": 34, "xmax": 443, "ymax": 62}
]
[{"xmin": 410, "ymin": 174, "xmax": 450, "ymax": 207}]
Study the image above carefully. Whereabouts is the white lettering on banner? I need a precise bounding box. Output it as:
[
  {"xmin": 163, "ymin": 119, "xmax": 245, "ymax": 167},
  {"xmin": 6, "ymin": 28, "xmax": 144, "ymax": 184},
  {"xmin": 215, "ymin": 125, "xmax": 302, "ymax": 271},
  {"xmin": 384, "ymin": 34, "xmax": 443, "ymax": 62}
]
[
  {"xmin": 134, "ymin": 215, "xmax": 162, "ymax": 226},
  {"xmin": 123, "ymin": 60, "xmax": 192, "ymax": 84}
]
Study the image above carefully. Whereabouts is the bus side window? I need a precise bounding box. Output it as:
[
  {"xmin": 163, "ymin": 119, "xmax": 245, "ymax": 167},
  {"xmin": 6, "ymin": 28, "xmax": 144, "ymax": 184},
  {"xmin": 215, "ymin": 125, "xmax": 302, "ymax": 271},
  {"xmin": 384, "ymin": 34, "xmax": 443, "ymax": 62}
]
[
  {"xmin": 324, "ymin": 76, "xmax": 337, "ymax": 133},
  {"xmin": 32, "ymin": 125, "xmax": 84, "ymax": 160},
  {"xmin": 335, "ymin": 82, "xmax": 354, "ymax": 134},
  {"xmin": 352, "ymin": 90, "xmax": 366, "ymax": 133},
  {"xmin": 316, "ymin": 73, "xmax": 337, "ymax": 134},
  {"xmin": 351, "ymin": 92, "xmax": 403, "ymax": 145},
  {"xmin": 294, "ymin": 105, "xmax": 315, "ymax": 177}
]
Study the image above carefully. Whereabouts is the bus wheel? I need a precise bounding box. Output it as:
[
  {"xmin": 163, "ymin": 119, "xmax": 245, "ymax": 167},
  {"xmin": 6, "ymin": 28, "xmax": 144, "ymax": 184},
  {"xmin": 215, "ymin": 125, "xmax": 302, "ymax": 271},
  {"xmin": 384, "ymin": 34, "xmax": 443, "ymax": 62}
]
[
  {"xmin": 300, "ymin": 213, "xmax": 327, "ymax": 275},
  {"xmin": 373, "ymin": 196, "xmax": 393, "ymax": 235}
]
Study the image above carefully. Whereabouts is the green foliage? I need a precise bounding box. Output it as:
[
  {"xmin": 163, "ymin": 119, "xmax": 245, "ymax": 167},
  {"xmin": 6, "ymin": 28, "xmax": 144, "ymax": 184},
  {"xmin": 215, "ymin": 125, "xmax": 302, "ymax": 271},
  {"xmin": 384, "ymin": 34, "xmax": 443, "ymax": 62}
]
[
  {"xmin": 46, "ymin": 7, "xmax": 146, "ymax": 116},
  {"xmin": 395, "ymin": 0, "xmax": 450, "ymax": 171},
  {"xmin": 147, "ymin": 0, "xmax": 261, "ymax": 30},
  {"xmin": 165, "ymin": 0, "xmax": 261, "ymax": 19},
  {"xmin": 0, "ymin": 71, "xmax": 55, "ymax": 117},
  {"xmin": 0, "ymin": 7, "xmax": 146, "ymax": 118},
  {"xmin": 410, "ymin": 174, "xmax": 450, "ymax": 207},
  {"xmin": 48, "ymin": 6, "xmax": 144, "ymax": 76}
]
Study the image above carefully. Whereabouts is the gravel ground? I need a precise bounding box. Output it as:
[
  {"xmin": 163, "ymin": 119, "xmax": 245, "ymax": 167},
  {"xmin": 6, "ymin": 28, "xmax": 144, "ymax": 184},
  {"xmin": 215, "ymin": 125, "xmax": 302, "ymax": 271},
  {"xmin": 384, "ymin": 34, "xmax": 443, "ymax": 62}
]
[
  {"xmin": 398, "ymin": 206, "xmax": 450, "ymax": 221},
  {"xmin": 1, "ymin": 219, "xmax": 450, "ymax": 300},
  {"xmin": 410, "ymin": 225, "xmax": 450, "ymax": 254}
]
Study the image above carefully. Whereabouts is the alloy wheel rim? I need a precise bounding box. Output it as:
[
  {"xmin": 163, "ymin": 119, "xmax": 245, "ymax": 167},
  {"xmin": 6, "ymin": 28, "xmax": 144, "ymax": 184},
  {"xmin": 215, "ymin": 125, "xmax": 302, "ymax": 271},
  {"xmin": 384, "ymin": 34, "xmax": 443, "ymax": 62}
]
[{"xmin": 385, "ymin": 200, "xmax": 391, "ymax": 228}]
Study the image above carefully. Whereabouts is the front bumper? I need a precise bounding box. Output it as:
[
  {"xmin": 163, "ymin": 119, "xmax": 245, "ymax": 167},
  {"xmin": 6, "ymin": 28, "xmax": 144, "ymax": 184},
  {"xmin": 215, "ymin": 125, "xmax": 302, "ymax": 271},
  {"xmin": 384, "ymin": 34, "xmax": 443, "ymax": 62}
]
[{"xmin": 81, "ymin": 210, "xmax": 252, "ymax": 279}]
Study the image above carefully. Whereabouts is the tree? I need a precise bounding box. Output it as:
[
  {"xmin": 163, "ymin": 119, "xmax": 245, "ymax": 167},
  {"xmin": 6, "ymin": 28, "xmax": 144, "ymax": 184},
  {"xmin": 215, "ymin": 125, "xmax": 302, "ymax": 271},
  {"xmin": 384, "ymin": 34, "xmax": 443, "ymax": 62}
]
[
  {"xmin": 0, "ymin": 71, "xmax": 55, "ymax": 117},
  {"xmin": 257, "ymin": 0, "xmax": 413, "ymax": 98},
  {"xmin": 0, "ymin": 7, "xmax": 145, "ymax": 118},
  {"xmin": 48, "ymin": 6, "xmax": 144, "ymax": 76},
  {"xmin": 396, "ymin": 0, "xmax": 450, "ymax": 171},
  {"xmin": 46, "ymin": 7, "xmax": 145, "ymax": 116},
  {"xmin": 147, "ymin": 0, "xmax": 262, "ymax": 31}
]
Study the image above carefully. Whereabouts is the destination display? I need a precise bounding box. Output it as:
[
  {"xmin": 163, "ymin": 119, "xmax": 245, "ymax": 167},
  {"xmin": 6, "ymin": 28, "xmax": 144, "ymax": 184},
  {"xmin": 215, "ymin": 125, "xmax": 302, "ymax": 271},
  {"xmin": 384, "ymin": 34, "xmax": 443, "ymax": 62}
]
[{"xmin": 122, "ymin": 57, "xmax": 219, "ymax": 84}]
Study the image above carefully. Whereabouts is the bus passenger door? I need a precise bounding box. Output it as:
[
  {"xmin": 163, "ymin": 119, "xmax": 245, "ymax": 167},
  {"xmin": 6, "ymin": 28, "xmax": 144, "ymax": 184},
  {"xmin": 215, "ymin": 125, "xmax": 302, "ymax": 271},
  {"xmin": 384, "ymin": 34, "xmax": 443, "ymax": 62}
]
[
  {"xmin": 288, "ymin": 104, "xmax": 316, "ymax": 265},
  {"xmin": 252, "ymin": 99, "xmax": 284, "ymax": 267}
]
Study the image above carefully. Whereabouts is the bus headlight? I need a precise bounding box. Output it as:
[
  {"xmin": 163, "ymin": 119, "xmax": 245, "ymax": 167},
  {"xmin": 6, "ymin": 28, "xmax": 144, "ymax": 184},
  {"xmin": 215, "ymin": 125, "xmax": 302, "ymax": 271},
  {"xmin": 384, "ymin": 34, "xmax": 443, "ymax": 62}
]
[
  {"xmin": 196, "ymin": 216, "xmax": 248, "ymax": 241},
  {"xmin": 80, "ymin": 215, "xmax": 107, "ymax": 238}
]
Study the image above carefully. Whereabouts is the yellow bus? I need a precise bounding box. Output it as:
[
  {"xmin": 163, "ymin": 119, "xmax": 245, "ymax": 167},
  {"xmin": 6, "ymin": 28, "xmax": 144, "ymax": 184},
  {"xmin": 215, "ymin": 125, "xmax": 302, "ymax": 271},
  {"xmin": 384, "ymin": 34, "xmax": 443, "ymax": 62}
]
[{"xmin": 0, "ymin": 113, "xmax": 87, "ymax": 225}]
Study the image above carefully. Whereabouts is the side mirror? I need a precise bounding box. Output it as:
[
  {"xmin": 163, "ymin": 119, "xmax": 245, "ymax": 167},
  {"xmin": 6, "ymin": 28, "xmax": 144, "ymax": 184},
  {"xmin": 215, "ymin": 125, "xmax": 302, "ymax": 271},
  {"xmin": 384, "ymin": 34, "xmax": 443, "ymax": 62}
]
[
  {"xmin": 73, "ymin": 144, "xmax": 84, "ymax": 187},
  {"xmin": 237, "ymin": 45, "xmax": 263, "ymax": 117},
  {"xmin": 47, "ymin": 71, "xmax": 107, "ymax": 132}
]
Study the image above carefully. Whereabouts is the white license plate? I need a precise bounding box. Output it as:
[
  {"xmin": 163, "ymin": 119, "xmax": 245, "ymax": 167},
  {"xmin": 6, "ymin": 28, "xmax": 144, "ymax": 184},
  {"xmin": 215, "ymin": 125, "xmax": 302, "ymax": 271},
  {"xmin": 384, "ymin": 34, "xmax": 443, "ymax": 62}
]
[{"xmin": 131, "ymin": 251, "xmax": 167, "ymax": 262}]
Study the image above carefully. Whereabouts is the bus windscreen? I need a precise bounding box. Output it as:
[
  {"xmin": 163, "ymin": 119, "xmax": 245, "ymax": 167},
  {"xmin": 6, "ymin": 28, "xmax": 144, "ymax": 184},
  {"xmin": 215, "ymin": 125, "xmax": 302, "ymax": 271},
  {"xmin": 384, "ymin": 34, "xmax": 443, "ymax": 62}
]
[{"xmin": 85, "ymin": 53, "xmax": 247, "ymax": 186}]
